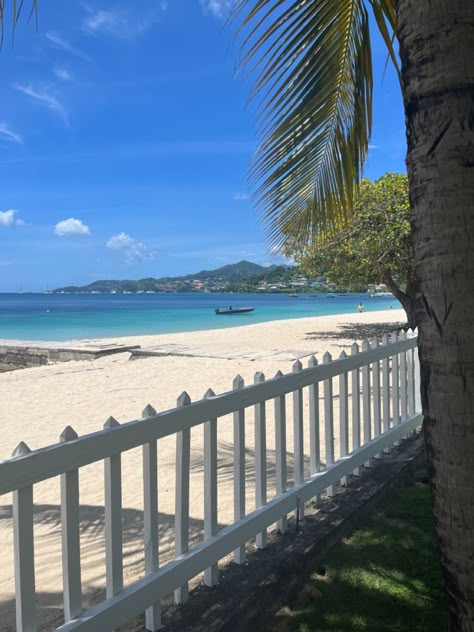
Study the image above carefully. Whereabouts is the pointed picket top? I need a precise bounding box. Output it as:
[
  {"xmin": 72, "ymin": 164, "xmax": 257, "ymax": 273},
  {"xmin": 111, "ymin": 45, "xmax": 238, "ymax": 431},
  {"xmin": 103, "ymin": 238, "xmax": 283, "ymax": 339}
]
[
  {"xmin": 104, "ymin": 416, "xmax": 120, "ymax": 430},
  {"xmin": 323, "ymin": 351, "xmax": 332, "ymax": 364},
  {"xmin": 339, "ymin": 350, "xmax": 348, "ymax": 360},
  {"xmin": 274, "ymin": 369, "xmax": 284, "ymax": 379},
  {"xmin": 399, "ymin": 329, "xmax": 407, "ymax": 341},
  {"xmin": 142, "ymin": 404, "xmax": 157, "ymax": 419},
  {"xmin": 361, "ymin": 339, "xmax": 369, "ymax": 352},
  {"xmin": 371, "ymin": 336, "xmax": 379, "ymax": 349},
  {"xmin": 391, "ymin": 330, "xmax": 399, "ymax": 344},
  {"xmin": 60, "ymin": 425, "xmax": 78, "ymax": 443},
  {"xmin": 382, "ymin": 333, "xmax": 389, "ymax": 346},
  {"xmin": 12, "ymin": 441, "xmax": 31, "ymax": 457},
  {"xmin": 233, "ymin": 374, "xmax": 244, "ymax": 390},
  {"xmin": 351, "ymin": 341, "xmax": 359, "ymax": 355},
  {"xmin": 204, "ymin": 388, "xmax": 216, "ymax": 399},
  {"xmin": 292, "ymin": 359, "xmax": 303, "ymax": 372},
  {"xmin": 308, "ymin": 354, "xmax": 318, "ymax": 368},
  {"xmin": 254, "ymin": 371, "xmax": 265, "ymax": 383},
  {"xmin": 177, "ymin": 391, "xmax": 191, "ymax": 407}
]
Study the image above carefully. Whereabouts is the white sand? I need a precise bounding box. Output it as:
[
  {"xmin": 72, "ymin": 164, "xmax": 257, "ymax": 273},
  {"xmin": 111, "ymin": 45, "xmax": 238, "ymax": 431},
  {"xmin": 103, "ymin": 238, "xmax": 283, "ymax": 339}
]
[{"xmin": 0, "ymin": 309, "xmax": 405, "ymax": 630}]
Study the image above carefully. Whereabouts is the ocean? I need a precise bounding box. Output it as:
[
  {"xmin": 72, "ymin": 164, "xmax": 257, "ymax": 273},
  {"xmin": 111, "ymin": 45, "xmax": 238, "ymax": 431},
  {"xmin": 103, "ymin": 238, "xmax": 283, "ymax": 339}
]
[{"xmin": 0, "ymin": 292, "xmax": 400, "ymax": 341}]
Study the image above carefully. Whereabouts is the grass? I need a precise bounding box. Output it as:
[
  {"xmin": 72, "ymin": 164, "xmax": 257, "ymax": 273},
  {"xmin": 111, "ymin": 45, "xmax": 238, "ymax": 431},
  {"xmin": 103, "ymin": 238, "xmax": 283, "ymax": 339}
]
[{"xmin": 273, "ymin": 471, "xmax": 448, "ymax": 632}]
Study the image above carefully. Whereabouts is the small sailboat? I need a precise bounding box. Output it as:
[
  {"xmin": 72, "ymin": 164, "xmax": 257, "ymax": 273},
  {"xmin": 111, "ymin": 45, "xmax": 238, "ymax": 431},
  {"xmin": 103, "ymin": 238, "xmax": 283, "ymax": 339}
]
[{"xmin": 215, "ymin": 306, "xmax": 255, "ymax": 315}]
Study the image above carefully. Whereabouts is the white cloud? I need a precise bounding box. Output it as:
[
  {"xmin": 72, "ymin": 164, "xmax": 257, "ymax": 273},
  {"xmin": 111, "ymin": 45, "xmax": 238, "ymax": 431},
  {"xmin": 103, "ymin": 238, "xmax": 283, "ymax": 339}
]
[
  {"xmin": 369, "ymin": 144, "xmax": 380, "ymax": 150},
  {"xmin": 53, "ymin": 67, "xmax": 72, "ymax": 82},
  {"xmin": 14, "ymin": 84, "xmax": 69, "ymax": 124},
  {"xmin": 82, "ymin": 7, "xmax": 153, "ymax": 40},
  {"xmin": 45, "ymin": 32, "xmax": 92, "ymax": 62},
  {"xmin": 232, "ymin": 192, "xmax": 250, "ymax": 201},
  {"xmin": 54, "ymin": 218, "xmax": 90, "ymax": 237},
  {"xmin": 0, "ymin": 209, "xmax": 24, "ymax": 228},
  {"xmin": 106, "ymin": 232, "xmax": 153, "ymax": 262},
  {"xmin": 0, "ymin": 122, "xmax": 23, "ymax": 144},
  {"xmin": 200, "ymin": 0, "xmax": 232, "ymax": 18}
]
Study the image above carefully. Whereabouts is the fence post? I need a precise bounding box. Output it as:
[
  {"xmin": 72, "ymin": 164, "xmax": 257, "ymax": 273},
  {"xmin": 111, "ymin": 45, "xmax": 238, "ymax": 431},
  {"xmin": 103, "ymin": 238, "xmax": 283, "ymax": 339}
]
[
  {"xmin": 103, "ymin": 417, "xmax": 123, "ymax": 606},
  {"xmin": 141, "ymin": 405, "xmax": 161, "ymax": 631},
  {"xmin": 351, "ymin": 343, "xmax": 361, "ymax": 476},
  {"xmin": 381, "ymin": 334, "xmax": 391, "ymax": 453},
  {"xmin": 308, "ymin": 355, "xmax": 320, "ymax": 502},
  {"xmin": 274, "ymin": 371, "xmax": 288, "ymax": 534},
  {"xmin": 323, "ymin": 352, "xmax": 335, "ymax": 497},
  {"xmin": 232, "ymin": 375, "xmax": 246, "ymax": 564},
  {"xmin": 361, "ymin": 340, "xmax": 372, "ymax": 467},
  {"xmin": 292, "ymin": 360, "xmax": 304, "ymax": 519},
  {"xmin": 339, "ymin": 352, "xmax": 349, "ymax": 486},
  {"xmin": 12, "ymin": 441, "xmax": 36, "ymax": 632},
  {"xmin": 175, "ymin": 392, "xmax": 191, "ymax": 604},
  {"xmin": 203, "ymin": 389, "xmax": 218, "ymax": 587},
  {"xmin": 254, "ymin": 372, "xmax": 267, "ymax": 549},
  {"xmin": 60, "ymin": 426, "xmax": 82, "ymax": 623}
]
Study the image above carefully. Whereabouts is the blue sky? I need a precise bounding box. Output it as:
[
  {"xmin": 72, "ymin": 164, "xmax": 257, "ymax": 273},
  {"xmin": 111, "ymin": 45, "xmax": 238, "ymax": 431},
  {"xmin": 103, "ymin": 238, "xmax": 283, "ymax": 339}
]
[{"xmin": 0, "ymin": 1, "xmax": 406, "ymax": 292}]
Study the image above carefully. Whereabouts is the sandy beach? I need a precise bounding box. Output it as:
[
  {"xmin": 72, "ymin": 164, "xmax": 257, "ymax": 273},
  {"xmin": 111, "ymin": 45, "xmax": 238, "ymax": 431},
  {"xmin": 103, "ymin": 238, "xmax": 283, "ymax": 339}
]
[{"xmin": 0, "ymin": 308, "xmax": 406, "ymax": 630}]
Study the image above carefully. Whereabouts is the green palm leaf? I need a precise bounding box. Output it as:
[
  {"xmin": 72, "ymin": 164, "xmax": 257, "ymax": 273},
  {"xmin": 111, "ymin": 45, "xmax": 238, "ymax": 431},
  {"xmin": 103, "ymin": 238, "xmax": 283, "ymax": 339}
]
[{"xmin": 233, "ymin": 0, "xmax": 397, "ymax": 247}]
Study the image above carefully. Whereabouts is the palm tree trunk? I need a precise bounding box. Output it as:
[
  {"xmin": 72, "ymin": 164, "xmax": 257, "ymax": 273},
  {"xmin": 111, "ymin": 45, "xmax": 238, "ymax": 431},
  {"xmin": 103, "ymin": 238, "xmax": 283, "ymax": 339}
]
[{"xmin": 397, "ymin": 1, "xmax": 474, "ymax": 629}]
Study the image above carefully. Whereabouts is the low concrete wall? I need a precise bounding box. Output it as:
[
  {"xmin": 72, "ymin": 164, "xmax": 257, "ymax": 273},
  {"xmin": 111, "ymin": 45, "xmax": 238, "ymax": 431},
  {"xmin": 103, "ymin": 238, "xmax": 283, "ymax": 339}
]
[{"xmin": 0, "ymin": 345, "xmax": 140, "ymax": 368}]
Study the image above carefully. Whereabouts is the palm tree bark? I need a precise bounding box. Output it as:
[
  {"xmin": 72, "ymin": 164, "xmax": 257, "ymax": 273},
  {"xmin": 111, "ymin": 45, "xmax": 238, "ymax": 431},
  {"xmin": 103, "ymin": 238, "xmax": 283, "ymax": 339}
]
[{"xmin": 397, "ymin": 1, "xmax": 474, "ymax": 629}]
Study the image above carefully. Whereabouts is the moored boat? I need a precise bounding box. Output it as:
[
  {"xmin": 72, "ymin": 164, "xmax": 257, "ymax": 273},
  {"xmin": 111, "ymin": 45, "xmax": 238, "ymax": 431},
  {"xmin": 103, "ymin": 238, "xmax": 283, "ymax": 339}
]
[{"xmin": 215, "ymin": 307, "xmax": 255, "ymax": 315}]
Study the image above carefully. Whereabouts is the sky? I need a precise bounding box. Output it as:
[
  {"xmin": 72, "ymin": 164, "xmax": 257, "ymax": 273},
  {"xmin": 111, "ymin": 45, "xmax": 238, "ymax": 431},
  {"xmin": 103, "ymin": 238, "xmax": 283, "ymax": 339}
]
[{"xmin": 0, "ymin": 1, "xmax": 406, "ymax": 292}]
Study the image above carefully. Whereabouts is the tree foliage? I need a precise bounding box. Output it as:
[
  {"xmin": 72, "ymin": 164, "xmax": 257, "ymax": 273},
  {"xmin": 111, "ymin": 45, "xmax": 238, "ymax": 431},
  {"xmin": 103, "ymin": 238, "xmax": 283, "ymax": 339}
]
[{"xmin": 285, "ymin": 173, "xmax": 416, "ymax": 324}]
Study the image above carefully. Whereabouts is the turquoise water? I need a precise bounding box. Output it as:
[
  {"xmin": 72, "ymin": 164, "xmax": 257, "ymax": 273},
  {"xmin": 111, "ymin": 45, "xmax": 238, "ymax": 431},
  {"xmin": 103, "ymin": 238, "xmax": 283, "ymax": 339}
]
[{"xmin": 0, "ymin": 293, "xmax": 400, "ymax": 341}]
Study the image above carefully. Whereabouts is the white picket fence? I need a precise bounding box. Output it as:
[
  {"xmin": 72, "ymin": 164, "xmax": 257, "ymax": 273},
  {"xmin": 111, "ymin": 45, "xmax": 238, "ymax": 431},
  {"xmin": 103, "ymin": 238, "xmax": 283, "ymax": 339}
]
[{"xmin": 0, "ymin": 330, "xmax": 422, "ymax": 632}]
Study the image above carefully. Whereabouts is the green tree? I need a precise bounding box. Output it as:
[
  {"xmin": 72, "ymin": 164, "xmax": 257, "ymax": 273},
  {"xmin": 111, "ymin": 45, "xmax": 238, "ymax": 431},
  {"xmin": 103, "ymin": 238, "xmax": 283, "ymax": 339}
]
[
  {"xmin": 234, "ymin": 1, "xmax": 474, "ymax": 629},
  {"xmin": 289, "ymin": 173, "xmax": 416, "ymax": 325}
]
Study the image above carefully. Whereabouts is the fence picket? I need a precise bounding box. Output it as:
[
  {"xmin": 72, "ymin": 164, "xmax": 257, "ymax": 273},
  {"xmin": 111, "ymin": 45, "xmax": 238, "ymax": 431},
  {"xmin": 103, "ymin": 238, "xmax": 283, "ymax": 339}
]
[
  {"xmin": 292, "ymin": 360, "xmax": 304, "ymax": 519},
  {"xmin": 141, "ymin": 405, "xmax": 161, "ymax": 631},
  {"xmin": 399, "ymin": 331, "xmax": 408, "ymax": 421},
  {"xmin": 254, "ymin": 372, "xmax": 267, "ymax": 549},
  {"xmin": 361, "ymin": 340, "xmax": 372, "ymax": 467},
  {"xmin": 12, "ymin": 442, "xmax": 36, "ymax": 632},
  {"xmin": 372, "ymin": 338, "xmax": 382, "ymax": 439},
  {"xmin": 407, "ymin": 330, "xmax": 416, "ymax": 416},
  {"xmin": 391, "ymin": 332, "xmax": 400, "ymax": 445},
  {"xmin": 175, "ymin": 392, "xmax": 191, "ymax": 604},
  {"xmin": 103, "ymin": 417, "xmax": 123, "ymax": 608},
  {"xmin": 274, "ymin": 371, "xmax": 288, "ymax": 534},
  {"xmin": 308, "ymin": 356, "xmax": 320, "ymax": 479},
  {"xmin": 414, "ymin": 333, "xmax": 422, "ymax": 413},
  {"xmin": 381, "ymin": 334, "xmax": 391, "ymax": 453},
  {"xmin": 339, "ymin": 352, "xmax": 349, "ymax": 486},
  {"xmin": 60, "ymin": 426, "xmax": 82, "ymax": 623},
  {"xmin": 203, "ymin": 389, "xmax": 218, "ymax": 587},
  {"xmin": 323, "ymin": 352, "xmax": 335, "ymax": 497},
  {"xmin": 232, "ymin": 375, "xmax": 246, "ymax": 564},
  {"xmin": 351, "ymin": 343, "xmax": 361, "ymax": 476}
]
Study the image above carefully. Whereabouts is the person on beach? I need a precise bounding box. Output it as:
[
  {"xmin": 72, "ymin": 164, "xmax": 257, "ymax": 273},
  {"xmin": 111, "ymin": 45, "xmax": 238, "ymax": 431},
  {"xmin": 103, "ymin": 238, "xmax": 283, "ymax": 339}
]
[{"xmin": 358, "ymin": 302, "xmax": 365, "ymax": 313}]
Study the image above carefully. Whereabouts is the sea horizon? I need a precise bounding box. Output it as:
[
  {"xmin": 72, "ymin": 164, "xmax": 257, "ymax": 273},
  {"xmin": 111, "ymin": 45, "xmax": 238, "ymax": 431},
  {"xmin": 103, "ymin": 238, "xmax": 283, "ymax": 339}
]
[{"xmin": 0, "ymin": 292, "xmax": 400, "ymax": 342}]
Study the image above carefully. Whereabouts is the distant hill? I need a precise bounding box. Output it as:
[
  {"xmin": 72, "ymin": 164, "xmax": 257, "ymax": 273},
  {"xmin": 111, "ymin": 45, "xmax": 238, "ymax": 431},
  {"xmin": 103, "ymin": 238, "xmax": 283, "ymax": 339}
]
[{"xmin": 53, "ymin": 260, "xmax": 282, "ymax": 293}]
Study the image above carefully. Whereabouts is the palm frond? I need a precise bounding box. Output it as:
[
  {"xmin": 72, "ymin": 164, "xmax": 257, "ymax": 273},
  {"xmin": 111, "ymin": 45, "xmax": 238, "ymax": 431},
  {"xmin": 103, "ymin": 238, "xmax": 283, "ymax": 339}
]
[
  {"xmin": 233, "ymin": 0, "xmax": 394, "ymax": 247},
  {"xmin": 0, "ymin": 0, "xmax": 37, "ymax": 46}
]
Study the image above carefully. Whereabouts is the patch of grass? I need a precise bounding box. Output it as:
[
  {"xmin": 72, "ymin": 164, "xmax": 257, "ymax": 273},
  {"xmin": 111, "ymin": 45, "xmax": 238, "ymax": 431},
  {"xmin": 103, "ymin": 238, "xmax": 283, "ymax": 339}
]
[{"xmin": 274, "ymin": 471, "xmax": 448, "ymax": 632}]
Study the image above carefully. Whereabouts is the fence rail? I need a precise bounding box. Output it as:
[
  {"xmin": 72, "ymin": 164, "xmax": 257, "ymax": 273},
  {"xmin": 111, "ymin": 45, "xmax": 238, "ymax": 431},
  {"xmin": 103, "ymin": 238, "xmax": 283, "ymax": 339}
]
[{"xmin": 0, "ymin": 329, "xmax": 421, "ymax": 632}]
